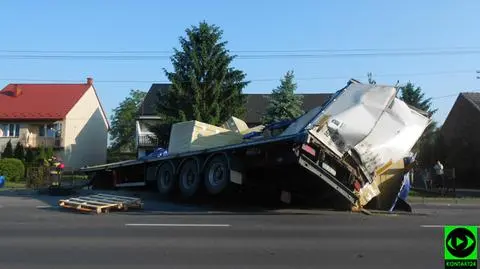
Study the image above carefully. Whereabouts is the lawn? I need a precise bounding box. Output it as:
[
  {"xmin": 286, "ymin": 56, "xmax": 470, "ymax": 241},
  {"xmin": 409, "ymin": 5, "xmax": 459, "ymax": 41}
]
[
  {"xmin": 2, "ymin": 181, "xmax": 27, "ymax": 190},
  {"xmin": 61, "ymin": 175, "xmax": 88, "ymax": 181}
]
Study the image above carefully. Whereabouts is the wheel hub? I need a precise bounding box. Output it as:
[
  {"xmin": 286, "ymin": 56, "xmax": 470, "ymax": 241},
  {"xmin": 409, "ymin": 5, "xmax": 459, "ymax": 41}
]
[
  {"xmin": 208, "ymin": 163, "xmax": 225, "ymax": 186},
  {"xmin": 162, "ymin": 171, "xmax": 171, "ymax": 186}
]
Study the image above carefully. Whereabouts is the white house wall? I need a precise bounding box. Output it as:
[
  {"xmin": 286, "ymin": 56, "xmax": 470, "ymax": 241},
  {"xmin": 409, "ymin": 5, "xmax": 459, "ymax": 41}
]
[{"xmin": 62, "ymin": 86, "xmax": 108, "ymax": 168}]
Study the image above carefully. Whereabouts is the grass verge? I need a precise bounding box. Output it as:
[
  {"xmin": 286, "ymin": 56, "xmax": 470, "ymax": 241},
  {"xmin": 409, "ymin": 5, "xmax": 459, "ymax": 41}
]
[{"xmin": 1, "ymin": 181, "xmax": 27, "ymax": 190}]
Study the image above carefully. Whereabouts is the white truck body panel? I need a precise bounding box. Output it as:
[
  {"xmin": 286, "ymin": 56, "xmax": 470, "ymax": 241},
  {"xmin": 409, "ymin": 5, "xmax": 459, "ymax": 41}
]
[{"xmin": 282, "ymin": 80, "xmax": 430, "ymax": 181}]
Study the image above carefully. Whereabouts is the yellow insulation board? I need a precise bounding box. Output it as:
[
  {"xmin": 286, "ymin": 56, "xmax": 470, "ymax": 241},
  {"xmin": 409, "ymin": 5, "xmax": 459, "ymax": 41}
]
[
  {"xmin": 221, "ymin": 116, "xmax": 250, "ymax": 134},
  {"xmin": 168, "ymin": 120, "xmax": 244, "ymax": 154}
]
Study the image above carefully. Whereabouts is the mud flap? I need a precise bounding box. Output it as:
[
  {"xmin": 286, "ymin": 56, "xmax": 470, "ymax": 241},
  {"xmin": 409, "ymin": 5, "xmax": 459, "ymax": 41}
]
[
  {"xmin": 390, "ymin": 198, "xmax": 412, "ymax": 212},
  {"xmin": 389, "ymin": 164, "xmax": 413, "ymax": 212}
]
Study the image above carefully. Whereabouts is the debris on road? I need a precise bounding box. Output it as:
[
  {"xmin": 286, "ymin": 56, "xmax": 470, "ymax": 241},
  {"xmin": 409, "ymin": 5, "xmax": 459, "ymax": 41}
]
[{"xmin": 58, "ymin": 193, "xmax": 143, "ymax": 214}]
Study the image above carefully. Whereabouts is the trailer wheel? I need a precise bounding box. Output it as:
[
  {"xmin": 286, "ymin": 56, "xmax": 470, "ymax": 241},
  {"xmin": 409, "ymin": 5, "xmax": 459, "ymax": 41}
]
[
  {"xmin": 178, "ymin": 159, "xmax": 201, "ymax": 198},
  {"xmin": 156, "ymin": 162, "xmax": 176, "ymax": 195},
  {"xmin": 204, "ymin": 155, "xmax": 229, "ymax": 195}
]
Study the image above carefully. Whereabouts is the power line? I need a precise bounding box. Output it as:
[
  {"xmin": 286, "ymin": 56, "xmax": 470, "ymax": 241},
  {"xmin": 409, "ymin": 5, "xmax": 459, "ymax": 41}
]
[
  {"xmin": 1, "ymin": 46, "xmax": 480, "ymax": 54},
  {"xmin": 0, "ymin": 70, "xmax": 475, "ymax": 84},
  {"xmin": 0, "ymin": 49, "xmax": 480, "ymax": 61},
  {"xmin": 431, "ymin": 94, "xmax": 460, "ymax": 100}
]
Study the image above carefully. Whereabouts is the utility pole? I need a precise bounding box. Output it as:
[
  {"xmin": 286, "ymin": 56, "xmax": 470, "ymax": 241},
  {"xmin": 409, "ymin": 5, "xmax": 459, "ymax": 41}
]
[{"xmin": 477, "ymin": 70, "xmax": 479, "ymax": 79}]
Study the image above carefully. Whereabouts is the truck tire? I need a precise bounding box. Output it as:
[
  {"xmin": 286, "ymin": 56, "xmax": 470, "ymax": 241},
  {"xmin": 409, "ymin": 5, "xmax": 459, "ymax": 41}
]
[
  {"xmin": 204, "ymin": 155, "xmax": 229, "ymax": 195},
  {"xmin": 156, "ymin": 162, "xmax": 176, "ymax": 195},
  {"xmin": 178, "ymin": 159, "xmax": 201, "ymax": 198}
]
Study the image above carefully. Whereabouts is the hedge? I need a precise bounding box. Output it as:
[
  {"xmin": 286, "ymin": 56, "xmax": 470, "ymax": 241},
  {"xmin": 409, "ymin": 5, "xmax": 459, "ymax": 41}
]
[{"xmin": 0, "ymin": 158, "xmax": 25, "ymax": 182}]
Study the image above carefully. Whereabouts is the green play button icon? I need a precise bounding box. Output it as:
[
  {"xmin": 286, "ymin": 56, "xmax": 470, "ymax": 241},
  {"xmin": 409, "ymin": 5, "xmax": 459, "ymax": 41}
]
[
  {"xmin": 456, "ymin": 237, "xmax": 464, "ymax": 247},
  {"xmin": 445, "ymin": 226, "xmax": 477, "ymax": 260}
]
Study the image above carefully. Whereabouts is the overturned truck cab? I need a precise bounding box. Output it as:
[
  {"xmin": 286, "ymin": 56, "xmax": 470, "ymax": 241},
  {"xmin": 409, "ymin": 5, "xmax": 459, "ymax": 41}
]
[{"xmin": 278, "ymin": 79, "xmax": 430, "ymax": 211}]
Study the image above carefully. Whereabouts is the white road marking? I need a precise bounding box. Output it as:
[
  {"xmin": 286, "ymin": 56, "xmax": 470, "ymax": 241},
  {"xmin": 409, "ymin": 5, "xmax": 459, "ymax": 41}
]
[
  {"xmin": 421, "ymin": 225, "xmax": 480, "ymax": 228},
  {"xmin": 125, "ymin": 223, "xmax": 231, "ymax": 227},
  {"xmin": 421, "ymin": 225, "xmax": 445, "ymax": 228},
  {"xmin": 36, "ymin": 205, "xmax": 52, "ymax": 209}
]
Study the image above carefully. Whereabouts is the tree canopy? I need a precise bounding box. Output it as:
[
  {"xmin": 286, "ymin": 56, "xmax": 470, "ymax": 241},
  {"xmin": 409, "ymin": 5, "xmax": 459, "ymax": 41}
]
[
  {"xmin": 154, "ymin": 21, "xmax": 249, "ymax": 143},
  {"xmin": 263, "ymin": 70, "xmax": 304, "ymax": 124},
  {"xmin": 399, "ymin": 82, "xmax": 437, "ymax": 115},
  {"xmin": 397, "ymin": 82, "xmax": 441, "ymax": 166},
  {"xmin": 110, "ymin": 89, "xmax": 147, "ymax": 152}
]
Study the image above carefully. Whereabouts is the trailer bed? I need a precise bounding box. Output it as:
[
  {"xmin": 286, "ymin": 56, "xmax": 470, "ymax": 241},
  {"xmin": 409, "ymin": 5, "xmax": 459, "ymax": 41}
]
[{"xmin": 80, "ymin": 133, "xmax": 302, "ymax": 173}]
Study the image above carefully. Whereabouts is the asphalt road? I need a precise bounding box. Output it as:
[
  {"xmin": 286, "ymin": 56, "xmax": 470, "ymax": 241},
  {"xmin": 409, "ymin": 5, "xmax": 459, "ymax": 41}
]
[{"xmin": 0, "ymin": 192, "xmax": 479, "ymax": 269}]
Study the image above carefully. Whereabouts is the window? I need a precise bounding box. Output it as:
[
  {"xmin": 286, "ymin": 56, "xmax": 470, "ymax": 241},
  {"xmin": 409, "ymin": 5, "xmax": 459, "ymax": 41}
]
[
  {"xmin": 0, "ymin": 124, "xmax": 20, "ymax": 137},
  {"xmin": 39, "ymin": 125, "xmax": 45, "ymax": 137},
  {"xmin": 39, "ymin": 123, "xmax": 62, "ymax": 137}
]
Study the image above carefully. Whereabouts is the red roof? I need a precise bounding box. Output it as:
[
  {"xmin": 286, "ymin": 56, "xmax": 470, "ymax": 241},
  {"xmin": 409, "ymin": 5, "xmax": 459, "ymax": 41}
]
[{"xmin": 0, "ymin": 83, "xmax": 91, "ymax": 120}]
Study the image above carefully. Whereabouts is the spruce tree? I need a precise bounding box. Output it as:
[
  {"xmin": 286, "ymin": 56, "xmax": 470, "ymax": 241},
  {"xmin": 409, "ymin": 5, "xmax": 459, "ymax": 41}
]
[
  {"xmin": 13, "ymin": 142, "xmax": 25, "ymax": 161},
  {"xmin": 399, "ymin": 82, "xmax": 436, "ymax": 115},
  {"xmin": 25, "ymin": 148, "xmax": 35, "ymax": 164},
  {"xmin": 154, "ymin": 21, "xmax": 249, "ymax": 143},
  {"xmin": 263, "ymin": 70, "xmax": 304, "ymax": 124},
  {"xmin": 1, "ymin": 140, "xmax": 13, "ymax": 158}
]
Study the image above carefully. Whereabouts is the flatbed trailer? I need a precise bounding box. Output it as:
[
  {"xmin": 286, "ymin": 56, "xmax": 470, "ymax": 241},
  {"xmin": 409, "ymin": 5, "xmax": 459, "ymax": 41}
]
[
  {"xmin": 81, "ymin": 130, "xmax": 360, "ymax": 208},
  {"xmin": 79, "ymin": 79, "xmax": 430, "ymax": 211}
]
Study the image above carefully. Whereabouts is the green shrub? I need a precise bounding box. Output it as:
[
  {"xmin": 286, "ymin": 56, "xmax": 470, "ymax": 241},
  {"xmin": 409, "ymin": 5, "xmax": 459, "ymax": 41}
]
[
  {"xmin": 46, "ymin": 146, "xmax": 54, "ymax": 159},
  {"xmin": 37, "ymin": 146, "xmax": 46, "ymax": 161},
  {"xmin": 0, "ymin": 158, "xmax": 25, "ymax": 182}
]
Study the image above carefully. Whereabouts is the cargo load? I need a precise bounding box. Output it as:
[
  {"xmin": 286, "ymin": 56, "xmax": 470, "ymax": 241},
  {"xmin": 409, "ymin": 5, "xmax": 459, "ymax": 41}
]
[{"xmin": 168, "ymin": 120, "xmax": 244, "ymax": 155}]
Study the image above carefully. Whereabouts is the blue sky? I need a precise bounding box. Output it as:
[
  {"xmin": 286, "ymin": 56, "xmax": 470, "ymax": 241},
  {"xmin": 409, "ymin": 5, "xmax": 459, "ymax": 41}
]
[{"xmin": 0, "ymin": 0, "xmax": 479, "ymax": 124}]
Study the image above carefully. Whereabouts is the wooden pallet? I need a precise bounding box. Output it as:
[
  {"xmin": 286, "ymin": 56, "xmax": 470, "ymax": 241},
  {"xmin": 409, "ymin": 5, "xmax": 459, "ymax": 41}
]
[{"xmin": 58, "ymin": 193, "xmax": 143, "ymax": 214}]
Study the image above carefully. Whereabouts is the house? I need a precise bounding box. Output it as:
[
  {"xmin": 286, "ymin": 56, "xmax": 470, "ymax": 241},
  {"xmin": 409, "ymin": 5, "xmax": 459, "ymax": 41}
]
[
  {"xmin": 135, "ymin": 83, "xmax": 332, "ymax": 158},
  {"xmin": 441, "ymin": 92, "xmax": 480, "ymax": 188},
  {"xmin": 135, "ymin": 84, "xmax": 170, "ymax": 158},
  {"xmin": 244, "ymin": 93, "xmax": 332, "ymax": 127},
  {"xmin": 0, "ymin": 78, "xmax": 109, "ymax": 169}
]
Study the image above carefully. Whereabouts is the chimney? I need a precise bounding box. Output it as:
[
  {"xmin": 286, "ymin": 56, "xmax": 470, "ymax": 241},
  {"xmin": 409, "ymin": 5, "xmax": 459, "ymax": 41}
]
[
  {"xmin": 13, "ymin": 85, "xmax": 22, "ymax": 97},
  {"xmin": 87, "ymin": 77, "xmax": 93, "ymax": 85}
]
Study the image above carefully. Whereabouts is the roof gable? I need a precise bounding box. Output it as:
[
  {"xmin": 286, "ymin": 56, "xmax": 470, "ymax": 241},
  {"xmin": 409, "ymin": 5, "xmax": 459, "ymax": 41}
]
[
  {"xmin": 461, "ymin": 92, "xmax": 480, "ymax": 112},
  {"xmin": 0, "ymin": 83, "xmax": 91, "ymax": 120},
  {"xmin": 138, "ymin": 83, "xmax": 171, "ymax": 117}
]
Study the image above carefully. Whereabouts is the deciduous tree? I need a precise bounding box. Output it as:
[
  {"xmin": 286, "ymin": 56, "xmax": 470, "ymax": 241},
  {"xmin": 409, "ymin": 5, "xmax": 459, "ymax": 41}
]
[{"xmin": 110, "ymin": 89, "xmax": 147, "ymax": 152}]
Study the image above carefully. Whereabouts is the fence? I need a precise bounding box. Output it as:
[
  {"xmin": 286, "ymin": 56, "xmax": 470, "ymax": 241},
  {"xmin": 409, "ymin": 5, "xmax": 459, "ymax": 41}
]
[
  {"xmin": 25, "ymin": 165, "xmax": 90, "ymax": 190},
  {"xmin": 412, "ymin": 167, "xmax": 456, "ymax": 194}
]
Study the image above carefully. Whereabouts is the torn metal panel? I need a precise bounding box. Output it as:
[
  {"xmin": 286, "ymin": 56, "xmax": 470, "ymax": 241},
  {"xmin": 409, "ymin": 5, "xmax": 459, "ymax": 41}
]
[{"xmin": 282, "ymin": 79, "xmax": 430, "ymax": 207}]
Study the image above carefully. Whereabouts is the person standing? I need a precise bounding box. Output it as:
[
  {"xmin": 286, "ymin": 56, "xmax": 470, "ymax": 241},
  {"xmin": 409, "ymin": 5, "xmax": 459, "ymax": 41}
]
[{"xmin": 433, "ymin": 160, "xmax": 445, "ymax": 193}]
